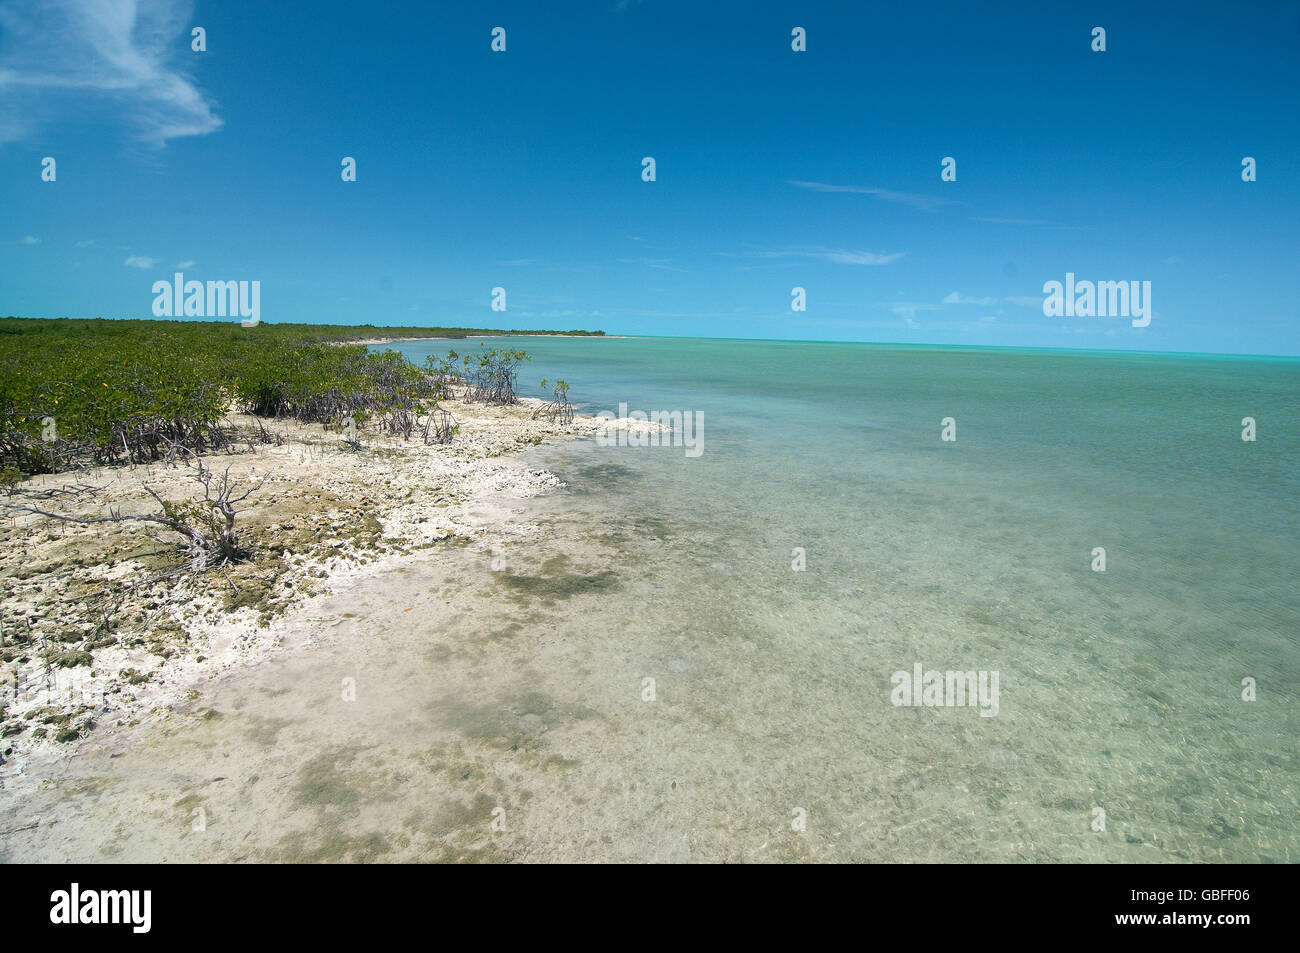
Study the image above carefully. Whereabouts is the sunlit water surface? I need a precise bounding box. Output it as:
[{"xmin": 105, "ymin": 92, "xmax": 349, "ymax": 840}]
[{"xmin": 4, "ymin": 338, "xmax": 1295, "ymax": 862}]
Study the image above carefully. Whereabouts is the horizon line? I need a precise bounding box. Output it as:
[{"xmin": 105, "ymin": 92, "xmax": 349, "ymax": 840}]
[{"xmin": 4, "ymin": 314, "xmax": 1297, "ymax": 361}]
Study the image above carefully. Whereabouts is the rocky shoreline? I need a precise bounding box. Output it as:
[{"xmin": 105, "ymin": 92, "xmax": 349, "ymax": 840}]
[{"xmin": 0, "ymin": 393, "xmax": 606, "ymax": 786}]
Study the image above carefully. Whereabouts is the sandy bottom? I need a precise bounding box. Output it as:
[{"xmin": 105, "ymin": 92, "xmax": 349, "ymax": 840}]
[
  {"xmin": 0, "ymin": 489, "xmax": 746, "ymax": 862},
  {"xmin": 6, "ymin": 340, "xmax": 1296, "ymax": 864},
  {"xmin": 3, "ymin": 433, "xmax": 1294, "ymax": 863}
]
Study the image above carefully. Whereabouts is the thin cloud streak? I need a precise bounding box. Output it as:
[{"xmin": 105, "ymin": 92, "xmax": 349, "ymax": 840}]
[
  {"xmin": 970, "ymin": 216, "xmax": 1074, "ymax": 228},
  {"xmin": 788, "ymin": 180, "xmax": 959, "ymax": 212},
  {"xmin": 616, "ymin": 257, "xmax": 687, "ymax": 272},
  {"xmin": 0, "ymin": 0, "xmax": 222, "ymax": 146},
  {"xmin": 752, "ymin": 247, "xmax": 905, "ymax": 265},
  {"xmin": 943, "ymin": 291, "xmax": 999, "ymax": 306},
  {"xmin": 789, "ymin": 182, "xmax": 1073, "ymax": 228}
]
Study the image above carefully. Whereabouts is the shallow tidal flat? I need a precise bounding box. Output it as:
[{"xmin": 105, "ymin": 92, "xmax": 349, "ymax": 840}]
[
  {"xmin": 0, "ymin": 394, "xmax": 606, "ymax": 854},
  {"xmin": 2, "ymin": 338, "xmax": 1297, "ymax": 863}
]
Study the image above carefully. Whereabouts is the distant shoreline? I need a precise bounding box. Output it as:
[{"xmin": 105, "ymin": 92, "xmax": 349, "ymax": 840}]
[{"xmin": 353, "ymin": 333, "xmax": 635, "ymax": 346}]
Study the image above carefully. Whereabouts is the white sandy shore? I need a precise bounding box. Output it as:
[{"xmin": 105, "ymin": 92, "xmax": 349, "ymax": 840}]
[
  {"xmin": 338, "ymin": 334, "xmax": 632, "ymax": 346},
  {"xmin": 0, "ymin": 393, "xmax": 666, "ymax": 793}
]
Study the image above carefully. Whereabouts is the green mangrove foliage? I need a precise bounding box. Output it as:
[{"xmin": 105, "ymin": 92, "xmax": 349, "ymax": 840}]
[
  {"xmin": 0, "ymin": 318, "xmax": 555, "ymax": 475},
  {"xmin": 534, "ymin": 379, "xmax": 574, "ymax": 425},
  {"xmin": 461, "ymin": 344, "xmax": 530, "ymax": 405}
]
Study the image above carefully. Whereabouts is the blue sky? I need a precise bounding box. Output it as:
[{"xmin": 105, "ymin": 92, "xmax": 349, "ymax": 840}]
[{"xmin": 2, "ymin": 0, "xmax": 1298, "ymax": 354}]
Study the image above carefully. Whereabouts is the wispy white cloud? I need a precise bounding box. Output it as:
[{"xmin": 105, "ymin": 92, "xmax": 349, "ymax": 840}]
[
  {"xmin": 970, "ymin": 216, "xmax": 1071, "ymax": 228},
  {"xmin": 789, "ymin": 182, "xmax": 1073, "ymax": 228},
  {"xmin": 0, "ymin": 0, "xmax": 222, "ymax": 147},
  {"xmin": 176, "ymin": 259, "xmax": 196, "ymax": 268},
  {"xmin": 617, "ymin": 257, "xmax": 686, "ymax": 271},
  {"xmin": 943, "ymin": 291, "xmax": 999, "ymax": 305},
  {"xmin": 124, "ymin": 254, "xmax": 158, "ymax": 268},
  {"xmin": 788, "ymin": 180, "xmax": 958, "ymax": 212},
  {"xmin": 889, "ymin": 302, "xmax": 942, "ymax": 327},
  {"xmin": 19, "ymin": 235, "xmax": 40, "ymax": 245},
  {"xmin": 755, "ymin": 247, "xmax": 905, "ymax": 265},
  {"xmin": 517, "ymin": 308, "xmax": 604, "ymax": 319}
]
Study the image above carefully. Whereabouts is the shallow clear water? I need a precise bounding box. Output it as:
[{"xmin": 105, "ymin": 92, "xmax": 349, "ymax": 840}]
[
  {"xmin": 395, "ymin": 336, "xmax": 1300, "ymax": 860},
  {"xmin": 5, "ymin": 337, "xmax": 1294, "ymax": 862}
]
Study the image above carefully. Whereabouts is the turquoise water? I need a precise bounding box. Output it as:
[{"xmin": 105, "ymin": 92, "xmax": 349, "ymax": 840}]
[
  {"xmin": 5, "ymin": 337, "xmax": 1293, "ymax": 862},
  {"xmin": 394, "ymin": 336, "xmax": 1299, "ymax": 861}
]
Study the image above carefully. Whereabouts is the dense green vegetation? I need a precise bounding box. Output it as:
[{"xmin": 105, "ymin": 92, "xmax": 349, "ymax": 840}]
[
  {"xmin": 1, "ymin": 317, "xmax": 604, "ymax": 343},
  {"xmin": 0, "ymin": 317, "xmax": 563, "ymax": 475},
  {"xmin": 0, "ymin": 320, "xmax": 572, "ymax": 728}
]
